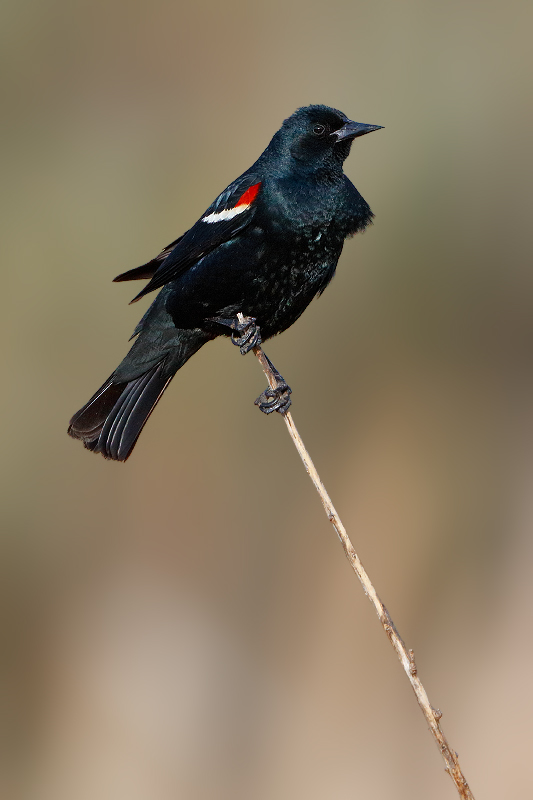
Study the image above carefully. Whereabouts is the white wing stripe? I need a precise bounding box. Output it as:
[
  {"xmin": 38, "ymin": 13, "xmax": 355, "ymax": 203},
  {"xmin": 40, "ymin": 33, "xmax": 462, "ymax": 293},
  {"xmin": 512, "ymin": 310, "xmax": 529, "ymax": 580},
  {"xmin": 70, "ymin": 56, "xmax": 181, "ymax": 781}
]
[{"xmin": 202, "ymin": 204, "xmax": 250, "ymax": 224}]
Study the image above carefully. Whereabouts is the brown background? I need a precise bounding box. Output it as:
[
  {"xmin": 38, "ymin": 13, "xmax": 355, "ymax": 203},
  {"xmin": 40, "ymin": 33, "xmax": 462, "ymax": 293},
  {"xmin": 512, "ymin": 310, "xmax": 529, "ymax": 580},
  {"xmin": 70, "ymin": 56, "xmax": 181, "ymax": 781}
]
[{"xmin": 2, "ymin": 1, "xmax": 533, "ymax": 797}]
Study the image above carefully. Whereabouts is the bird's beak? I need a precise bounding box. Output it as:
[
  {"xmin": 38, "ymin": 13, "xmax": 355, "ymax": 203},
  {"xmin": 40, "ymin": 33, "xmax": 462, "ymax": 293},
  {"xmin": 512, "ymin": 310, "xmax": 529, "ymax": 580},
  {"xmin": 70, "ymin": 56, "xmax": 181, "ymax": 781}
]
[{"xmin": 331, "ymin": 120, "xmax": 383, "ymax": 142}]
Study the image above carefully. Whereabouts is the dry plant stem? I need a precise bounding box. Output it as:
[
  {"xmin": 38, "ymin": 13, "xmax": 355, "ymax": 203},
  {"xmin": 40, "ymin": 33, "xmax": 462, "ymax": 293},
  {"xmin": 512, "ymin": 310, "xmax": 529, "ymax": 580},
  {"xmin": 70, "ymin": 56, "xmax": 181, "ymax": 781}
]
[{"xmin": 252, "ymin": 342, "xmax": 475, "ymax": 800}]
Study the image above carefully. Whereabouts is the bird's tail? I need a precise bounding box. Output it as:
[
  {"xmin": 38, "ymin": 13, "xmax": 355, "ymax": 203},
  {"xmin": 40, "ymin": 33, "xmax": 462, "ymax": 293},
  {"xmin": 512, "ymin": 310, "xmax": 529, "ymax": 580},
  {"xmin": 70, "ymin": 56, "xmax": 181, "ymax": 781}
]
[
  {"xmin": 68, "ymin": 361, "xmax": 172, "ymax": 461},
  {"xmin": 68, "ymin": 327, "xmax": 209, "ymax": 461}
]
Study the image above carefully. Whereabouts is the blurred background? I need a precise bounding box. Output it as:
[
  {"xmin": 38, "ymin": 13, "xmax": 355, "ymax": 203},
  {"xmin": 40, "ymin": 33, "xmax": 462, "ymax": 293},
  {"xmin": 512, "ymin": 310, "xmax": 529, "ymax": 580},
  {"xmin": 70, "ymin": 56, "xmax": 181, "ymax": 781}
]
[{"xmin": 1, "ymin": 0, "xmax": 532, "ymax": 797}]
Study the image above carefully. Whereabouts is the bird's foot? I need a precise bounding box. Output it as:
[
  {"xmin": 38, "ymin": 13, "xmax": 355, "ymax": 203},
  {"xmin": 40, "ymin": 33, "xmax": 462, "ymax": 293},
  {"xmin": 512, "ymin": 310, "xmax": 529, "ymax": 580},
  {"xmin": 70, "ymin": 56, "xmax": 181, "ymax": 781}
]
[
  {"xmin": 208, "ymin": 315, "xmax": 261, "ymax": 355},
  {"xmin": 231, "ymin": 315, "xmax": 262, "ymax": 354},
  {"xmin": 255, "ymin": 382, "xmax": 292, "ymax": 414},
  {"xmin": 254, "ymin": 356, "xmax": 292, "ymax": 415}
]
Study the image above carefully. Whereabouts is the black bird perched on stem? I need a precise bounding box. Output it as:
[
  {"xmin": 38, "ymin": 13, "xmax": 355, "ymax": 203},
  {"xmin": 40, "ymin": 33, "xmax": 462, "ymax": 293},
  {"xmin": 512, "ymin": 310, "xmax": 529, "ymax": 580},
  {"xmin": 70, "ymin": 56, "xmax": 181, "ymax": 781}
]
[{"xmin": 68, "ymin": 105, "xmax": 382, "ymax": 460}]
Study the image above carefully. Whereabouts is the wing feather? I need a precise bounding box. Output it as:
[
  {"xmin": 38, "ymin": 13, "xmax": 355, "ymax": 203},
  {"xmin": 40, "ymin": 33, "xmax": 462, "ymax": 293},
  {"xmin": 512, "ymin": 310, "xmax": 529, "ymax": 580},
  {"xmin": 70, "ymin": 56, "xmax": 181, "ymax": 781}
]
[
  {"xmin": 128, "ymin": 174, "xmax": 261, "ymax": 303},
  {"xmin": 113, "ymin": 235, "xmax": 185, "ymax": 282}
]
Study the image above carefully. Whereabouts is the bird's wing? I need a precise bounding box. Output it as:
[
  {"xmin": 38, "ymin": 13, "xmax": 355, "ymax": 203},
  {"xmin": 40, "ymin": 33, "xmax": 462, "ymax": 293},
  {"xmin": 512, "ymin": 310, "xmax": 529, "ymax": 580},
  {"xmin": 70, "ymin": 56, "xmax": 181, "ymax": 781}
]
[
  {"xmin": 113, "ymin": 235, "xmax": 186, "ymax": 283},
  {"xmin": 125, "ymin": 174, "xmax": 262, "ymax": 303}
]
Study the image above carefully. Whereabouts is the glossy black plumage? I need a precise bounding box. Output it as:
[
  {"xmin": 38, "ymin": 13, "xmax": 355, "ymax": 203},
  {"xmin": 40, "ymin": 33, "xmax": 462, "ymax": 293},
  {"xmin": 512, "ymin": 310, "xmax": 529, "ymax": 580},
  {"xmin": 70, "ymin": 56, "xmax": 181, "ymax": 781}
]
[{"xmin": 68, "ymin": 105, "xmax": 382, "ymax": 460}]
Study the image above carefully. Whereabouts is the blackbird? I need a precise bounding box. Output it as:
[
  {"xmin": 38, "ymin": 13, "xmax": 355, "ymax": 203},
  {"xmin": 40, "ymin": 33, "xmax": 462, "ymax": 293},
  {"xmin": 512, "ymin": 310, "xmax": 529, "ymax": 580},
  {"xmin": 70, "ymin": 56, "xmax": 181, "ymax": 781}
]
[{"xmin": 68, "ymin": 105, "xmax": 382, "ymax": 460}]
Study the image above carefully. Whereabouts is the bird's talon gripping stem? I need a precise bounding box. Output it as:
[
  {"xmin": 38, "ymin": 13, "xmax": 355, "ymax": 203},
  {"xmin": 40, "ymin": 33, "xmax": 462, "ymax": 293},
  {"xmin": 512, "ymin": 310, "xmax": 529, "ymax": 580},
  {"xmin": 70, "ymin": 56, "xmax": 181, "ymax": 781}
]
[
  {"xmin": 232, "ymin": 322, "xmax": 262, "ymax": 354},
  {"xmin": 254, "ymin": 382, "xmax": 292, "ymax": 415},
  {"xmin": 231, "ymin": 315, "xmax": 261, "ymax": 354},
  {"xmin": 253, "ymin": 351, "xmax": 292, "ymax": 415},
  {"xmin": 212, "ymin": 315, "xmax": 292, "ymax": 413},
  {"xmin": 207, "ymin": 315, "xmax": 261, "ymax": 355}
]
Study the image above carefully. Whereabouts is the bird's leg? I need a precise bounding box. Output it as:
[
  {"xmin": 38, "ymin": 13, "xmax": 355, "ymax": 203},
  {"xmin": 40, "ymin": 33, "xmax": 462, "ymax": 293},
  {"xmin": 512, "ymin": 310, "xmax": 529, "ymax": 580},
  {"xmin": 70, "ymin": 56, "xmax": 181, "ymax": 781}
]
[
  {"xmin": 207, "ymin": 315, "xmax": 261, "ymax": 355},
  {"xmin": 231, "ymin": 315, "xmax": 262, "ymax": 354},
  {"xmin": 209, "ymin": 314, "xmax": 292, "ymax": 414},
  {"xmin": 251, "ymin": 348, "xmax": 292, "ymax": 416}
]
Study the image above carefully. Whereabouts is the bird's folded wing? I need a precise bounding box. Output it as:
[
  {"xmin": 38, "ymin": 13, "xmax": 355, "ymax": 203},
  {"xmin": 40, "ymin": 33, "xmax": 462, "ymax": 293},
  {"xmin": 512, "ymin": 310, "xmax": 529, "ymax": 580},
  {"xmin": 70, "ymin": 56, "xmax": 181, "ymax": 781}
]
[
  {"xmin": 113, "ymin": 235, "xmax": 186, "ymax": 283},
  {"xmin": 124, "ymin": 174, "xmax": 262, "ymax": 303}
]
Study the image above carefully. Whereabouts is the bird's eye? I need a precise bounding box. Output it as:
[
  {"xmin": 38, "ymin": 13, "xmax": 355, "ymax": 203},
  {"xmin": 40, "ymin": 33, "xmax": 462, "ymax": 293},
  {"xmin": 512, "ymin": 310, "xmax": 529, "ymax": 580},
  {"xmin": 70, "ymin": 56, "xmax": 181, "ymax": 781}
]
[{"xmin": 312, "ymin": 124, "xmax": 326, "ymax": 137}]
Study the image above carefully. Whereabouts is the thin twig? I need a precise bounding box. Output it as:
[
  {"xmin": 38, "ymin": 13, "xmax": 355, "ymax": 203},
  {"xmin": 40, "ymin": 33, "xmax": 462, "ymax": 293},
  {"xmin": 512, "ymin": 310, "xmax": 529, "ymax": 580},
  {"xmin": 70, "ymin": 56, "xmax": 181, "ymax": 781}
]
[{"xmin": 252, "ymin": 341, "xmax": 475, "ymax": 800}]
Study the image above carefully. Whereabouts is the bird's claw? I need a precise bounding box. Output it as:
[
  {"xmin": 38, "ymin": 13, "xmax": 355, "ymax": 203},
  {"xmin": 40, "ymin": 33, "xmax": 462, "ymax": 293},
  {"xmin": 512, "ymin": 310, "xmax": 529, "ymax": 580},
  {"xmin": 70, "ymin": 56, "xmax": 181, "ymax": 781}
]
[
  {"xmin": 254, "ymin": 382, "xmax": 292, "ymax": 415},
  {"xmin": 207, "ymin": 315, "xmax": 261, "ymax": 355},
  {"xmin": 231, "ymin": 317, "xmax": 262, "ymax": 355},
  {"xmin": 208, "ymin": 315, "xmax": 290, "ymax": 411}
]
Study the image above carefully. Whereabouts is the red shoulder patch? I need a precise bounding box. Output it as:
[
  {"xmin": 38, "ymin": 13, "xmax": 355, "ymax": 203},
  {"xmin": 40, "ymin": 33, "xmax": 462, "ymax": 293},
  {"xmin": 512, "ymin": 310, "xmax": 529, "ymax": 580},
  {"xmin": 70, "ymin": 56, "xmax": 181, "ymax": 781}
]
[{"xmin": 236, "ymin": 182, "xmax": 261, "ymax": 208}]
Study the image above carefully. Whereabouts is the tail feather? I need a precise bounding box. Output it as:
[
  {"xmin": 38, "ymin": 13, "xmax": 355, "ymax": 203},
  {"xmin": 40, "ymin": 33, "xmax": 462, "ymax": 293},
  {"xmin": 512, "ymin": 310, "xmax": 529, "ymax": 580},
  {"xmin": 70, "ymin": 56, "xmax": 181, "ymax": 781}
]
[
  {"xmin": 69, "ymin": 302, "xmax": 211, "ymax": 461},
  {"xmin": 103, "ymin": 365, "xmax": 171, "ymax": 460},
  {"xmin": 99, "ymin": 372, "xmax": 153, "ymax": 458},
  {"xmin": 69, "ymin": 361, "xmax": 172, "ymax": 461},
  {"xmin": 68, "ymin": 378, "xmax": 126, "ymax": 443}
]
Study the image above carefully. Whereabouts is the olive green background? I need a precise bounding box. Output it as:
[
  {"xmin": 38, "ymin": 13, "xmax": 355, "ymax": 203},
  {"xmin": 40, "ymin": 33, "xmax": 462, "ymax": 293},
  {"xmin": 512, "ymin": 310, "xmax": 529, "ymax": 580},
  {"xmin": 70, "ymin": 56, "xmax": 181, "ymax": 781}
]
[{"xmin": 2, "ymin": 1, "xmax": 532, "ymax": 797}]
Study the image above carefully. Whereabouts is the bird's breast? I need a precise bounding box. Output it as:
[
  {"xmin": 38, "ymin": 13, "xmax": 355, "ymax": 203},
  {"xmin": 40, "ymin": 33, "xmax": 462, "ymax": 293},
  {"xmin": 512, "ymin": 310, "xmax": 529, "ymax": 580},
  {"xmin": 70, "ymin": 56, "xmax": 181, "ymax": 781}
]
[{"xmin": 261, "ymin": 176, "xmax": 341, "ymax": 233}]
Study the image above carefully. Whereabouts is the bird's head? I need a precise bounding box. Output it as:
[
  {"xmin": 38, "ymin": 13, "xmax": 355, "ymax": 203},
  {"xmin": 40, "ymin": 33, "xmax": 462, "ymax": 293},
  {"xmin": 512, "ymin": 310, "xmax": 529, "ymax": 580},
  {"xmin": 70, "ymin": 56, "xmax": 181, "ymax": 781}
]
[{"xmin": 274, "ymin": 105, "xmax": 382, "ymax": 172}]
